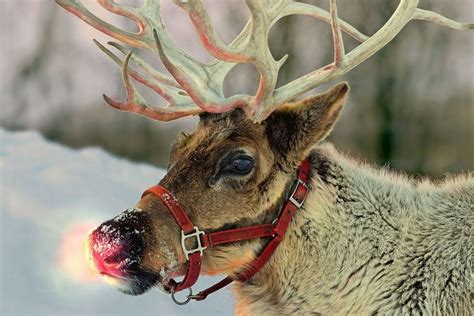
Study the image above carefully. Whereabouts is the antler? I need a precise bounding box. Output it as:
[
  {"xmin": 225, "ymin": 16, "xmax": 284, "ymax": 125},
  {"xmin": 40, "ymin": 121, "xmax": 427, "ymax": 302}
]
[{"xmin": 56, "ymin": 0, "xmax": 473, "ymax": 122}]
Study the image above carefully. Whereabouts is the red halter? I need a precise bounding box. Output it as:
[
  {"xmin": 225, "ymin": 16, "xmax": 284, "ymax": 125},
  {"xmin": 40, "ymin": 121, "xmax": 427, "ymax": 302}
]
[{"xmin": 141, "ymin": 159, "xmax": 310, "ymax": 304}]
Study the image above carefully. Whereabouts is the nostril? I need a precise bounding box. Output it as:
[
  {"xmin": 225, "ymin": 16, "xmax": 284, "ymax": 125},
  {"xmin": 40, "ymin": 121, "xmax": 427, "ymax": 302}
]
[
  {"xmin": 103, "ymin": 251, "xmax": 128, "ymax": 266},
  {"xmin": 89, "ymin": 242, "xmax": 128, "ymax": 277}
]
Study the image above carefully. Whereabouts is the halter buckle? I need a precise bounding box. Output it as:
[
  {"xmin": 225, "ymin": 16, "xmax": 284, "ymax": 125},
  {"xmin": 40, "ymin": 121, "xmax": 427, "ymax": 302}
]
[
  {"xmin": 181, "ymin": 226, "xmax": 207, "ymax": 260},
  {"xmin": 289, "ymin": 179, "xmax": 307, "ymax": 208}
]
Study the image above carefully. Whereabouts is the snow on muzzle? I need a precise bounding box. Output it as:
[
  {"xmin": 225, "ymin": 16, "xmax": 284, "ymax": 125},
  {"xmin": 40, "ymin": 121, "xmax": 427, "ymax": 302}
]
[{"xmin": 87, "ymin": 207, "xmax": 159, "ymax": 295}]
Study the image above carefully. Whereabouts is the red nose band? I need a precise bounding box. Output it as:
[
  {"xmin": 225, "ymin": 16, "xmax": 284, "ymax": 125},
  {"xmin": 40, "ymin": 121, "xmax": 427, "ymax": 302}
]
[
  {"xmin": 141, "ymin": 158, "xmax": 311, "ymax": 304},
  {"xmin": 141, "ymin": 185, "xmax": 203, "ymax": 294}
]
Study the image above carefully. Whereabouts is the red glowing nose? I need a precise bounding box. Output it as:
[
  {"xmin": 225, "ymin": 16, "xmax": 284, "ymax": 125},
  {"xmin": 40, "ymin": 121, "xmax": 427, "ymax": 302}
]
[
  {"xmin": 88, "ymin": 231, "xmax": 126, "ymax": 278},
  {"xmin": 87, "ymin": 210, "xmax": 148, "ymax": 278}
]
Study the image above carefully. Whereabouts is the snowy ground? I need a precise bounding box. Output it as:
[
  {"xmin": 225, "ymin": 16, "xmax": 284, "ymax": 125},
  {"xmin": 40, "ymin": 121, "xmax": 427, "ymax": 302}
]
[{"xmin": 0, "ymin": 128, "xmax": 233, "ymax": 315}]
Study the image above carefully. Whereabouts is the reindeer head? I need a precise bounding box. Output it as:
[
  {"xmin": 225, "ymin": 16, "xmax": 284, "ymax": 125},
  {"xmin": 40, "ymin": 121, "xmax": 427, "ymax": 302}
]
[
  {"xmin": 88, "ymin": 82, "xmax": 347, "ymax": 295},
  {"xmin": 57, "ymin": 0, "xmax": 472, "ymax": 297}
]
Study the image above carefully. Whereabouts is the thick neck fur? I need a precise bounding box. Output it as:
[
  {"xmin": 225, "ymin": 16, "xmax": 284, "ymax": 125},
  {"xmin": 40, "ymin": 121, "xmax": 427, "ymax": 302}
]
[{"xmin": 232, "ymin": 143, "xmax": 473, "ymax": 315}]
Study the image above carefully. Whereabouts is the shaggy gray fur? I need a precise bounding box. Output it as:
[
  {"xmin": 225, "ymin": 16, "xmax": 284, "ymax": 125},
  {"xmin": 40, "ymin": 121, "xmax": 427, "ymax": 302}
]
[{"xmin": 235, "ymin": 143, "xmax": 473, "ymax": 315}]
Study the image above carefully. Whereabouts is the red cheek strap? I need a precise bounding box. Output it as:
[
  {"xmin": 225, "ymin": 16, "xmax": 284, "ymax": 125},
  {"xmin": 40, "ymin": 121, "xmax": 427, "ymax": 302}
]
[
  {"xmin": 141, "ymin": 158, "xmax": 311, "ymax": 303},
  {"xmin": 141, "ymin": 185, "xmax": 202, "ymax": 293}
]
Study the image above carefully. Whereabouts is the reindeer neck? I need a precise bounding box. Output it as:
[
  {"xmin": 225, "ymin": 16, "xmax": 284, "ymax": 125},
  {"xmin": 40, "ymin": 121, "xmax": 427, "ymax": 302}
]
[{"xmin": 232, "ymin": 142, "xmax": 412, "ymax": 315}]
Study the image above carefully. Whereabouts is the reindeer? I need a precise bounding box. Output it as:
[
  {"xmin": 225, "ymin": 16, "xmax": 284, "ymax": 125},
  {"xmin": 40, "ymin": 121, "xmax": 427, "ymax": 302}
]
[{"xmin": 56, "ymin": 0, "xmax": 473, "ymax": 314}]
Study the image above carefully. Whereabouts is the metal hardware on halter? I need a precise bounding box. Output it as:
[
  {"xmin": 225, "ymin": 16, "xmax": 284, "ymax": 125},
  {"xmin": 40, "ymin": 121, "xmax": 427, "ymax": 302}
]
[
  {"xmin": 141, "ymin": 158, "xmax": 311, "ymax": 302},
  {"xmin": 289, "ymin": 179, "xmax": 307, "ymax": 208},
  {"xmin": 181, "ymin": 226, "xmax": 207, "ymax": 260},
  {"xmin": 171, "ymin": 286, "xmax": 193, "ymax": 305}
]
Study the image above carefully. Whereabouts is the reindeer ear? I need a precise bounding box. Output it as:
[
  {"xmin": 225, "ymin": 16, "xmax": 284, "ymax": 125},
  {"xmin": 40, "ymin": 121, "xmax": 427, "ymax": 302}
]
[{"xmin": 265, "ymin": 82, "xmax": 349, "ymax": 170}]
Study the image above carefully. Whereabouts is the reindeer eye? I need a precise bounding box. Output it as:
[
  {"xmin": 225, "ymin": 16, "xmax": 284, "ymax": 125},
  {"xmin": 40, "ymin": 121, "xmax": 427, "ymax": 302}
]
[
  {"xmin": 219, "ymin": 154, "xmax": 254, "ymax": 177},
  {"xmin": 231, "ymin": 157, "xmax": 254, "ymax": 174}
]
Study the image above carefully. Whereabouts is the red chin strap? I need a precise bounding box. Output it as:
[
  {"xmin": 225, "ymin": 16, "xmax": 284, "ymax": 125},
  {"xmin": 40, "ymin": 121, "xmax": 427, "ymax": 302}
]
[{"xmin": 141, "ymin": 158, "xmax": 310, "ymax": 304}]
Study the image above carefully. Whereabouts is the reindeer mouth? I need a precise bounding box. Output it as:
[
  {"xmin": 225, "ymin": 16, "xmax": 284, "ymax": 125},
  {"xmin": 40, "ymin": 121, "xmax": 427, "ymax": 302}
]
[
  {"xmin": 100, "ymin": 268, "xmax": 160, "ymax": 296},
  {"xmin": 88, "ymin": 244, "xmax": 179, "ymax": 295},
  {"xmin": 89, "ymin": 251, "xmax": 161, "ymax": 295},
  {"xmin": 90, "ymin": 245, "xmax": 182, "ymax": 296}
]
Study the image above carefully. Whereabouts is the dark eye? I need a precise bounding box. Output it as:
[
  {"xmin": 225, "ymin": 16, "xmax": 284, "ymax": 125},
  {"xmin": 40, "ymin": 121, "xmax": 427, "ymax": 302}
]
[
  {"xmin": 231, "ymin": 157, "xmax": 254, "ymax": 174},
  {"xmin": 219, "ymin": 154, "xmax": 254, "ymax": 177},
  {"xmin": 210, "ymin": 153, "xmax": 255, "ymax": 185}
]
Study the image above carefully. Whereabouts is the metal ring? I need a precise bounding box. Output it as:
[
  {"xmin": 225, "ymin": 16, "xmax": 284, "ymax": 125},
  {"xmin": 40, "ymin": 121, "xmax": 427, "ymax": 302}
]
[{"xmin": 170, "ymin": 286, "xmax": 193, "ymax": 305}]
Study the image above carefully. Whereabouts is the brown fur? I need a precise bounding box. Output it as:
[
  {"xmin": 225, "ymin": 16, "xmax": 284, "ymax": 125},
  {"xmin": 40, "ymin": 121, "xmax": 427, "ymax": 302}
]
[{"xmin": 135, "ymin": 83, "xmax": 349, "ymax": 282}]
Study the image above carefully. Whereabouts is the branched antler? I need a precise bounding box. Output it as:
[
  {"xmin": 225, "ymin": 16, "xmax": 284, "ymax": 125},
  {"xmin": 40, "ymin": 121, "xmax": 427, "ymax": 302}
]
[{"xmin": 56, "ymin": 0, "xmax": 473, "ymax": 122}]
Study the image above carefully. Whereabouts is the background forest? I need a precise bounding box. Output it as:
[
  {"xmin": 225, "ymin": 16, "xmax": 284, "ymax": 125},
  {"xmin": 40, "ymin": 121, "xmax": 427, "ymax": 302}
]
[{"xmin": 1, "ymin": 0, "xmax": 473, "ymax": 177}]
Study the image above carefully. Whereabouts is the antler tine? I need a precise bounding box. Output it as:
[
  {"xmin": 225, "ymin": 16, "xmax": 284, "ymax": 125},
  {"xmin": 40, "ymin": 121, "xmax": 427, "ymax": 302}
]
[
  {"xmin": 172, "ymin": 0, "xmax": 251, "ymax": 63},
  {"xmin": 413, "ymin": 9, "xmax": 474, "ymax": 30},
  {"xmin": 93, "ymin": 40, "xmax": 186, "ymax": 100},
  {"xmin": 106, "ymin": 41, "xmax": 179, "ymax": 88},
  {"xmin": 96, "ymin": 0, "xmax": 145, "ymax": 33},
  {"xmin": 243, "ymin": 0, "xmax": 291, "ymax": 119},
  {"xmin": 55, "ymin": 0, "xmax": 151, "ymax": 49},
  {"xmin": 152, "ymin": 30, "xmax": 251, "ymax": 114},
  {"xmin": 329, "ymin": 0, "xmax": 345, "ymax": 66},
  {"xmin": 103, "ymin": 51, "xmax": 201, "ymax": 122},
  {"xmin": 281, "ymin": 2, "xmax": 368, "ymax": 43}
]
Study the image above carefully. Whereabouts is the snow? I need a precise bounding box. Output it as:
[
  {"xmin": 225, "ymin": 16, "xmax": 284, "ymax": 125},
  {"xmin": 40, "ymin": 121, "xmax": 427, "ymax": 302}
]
[{"xmin": 0, "ymin": 128, "xmax": 233, "ymax": 315}]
